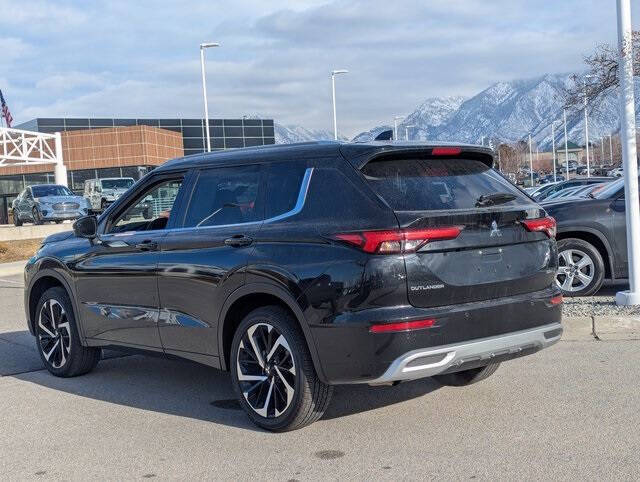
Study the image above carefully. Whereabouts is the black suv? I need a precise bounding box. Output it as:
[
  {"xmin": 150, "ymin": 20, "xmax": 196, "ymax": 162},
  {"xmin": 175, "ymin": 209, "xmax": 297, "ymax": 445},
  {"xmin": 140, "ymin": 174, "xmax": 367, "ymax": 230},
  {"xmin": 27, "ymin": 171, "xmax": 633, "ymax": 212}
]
[
  {"xmin": 543, "ymin": 178, "xmax": 633, "ymax": 296},
  {"xmin": 24, "ymin": 142, "xmax": 563, "ymax": 431}
]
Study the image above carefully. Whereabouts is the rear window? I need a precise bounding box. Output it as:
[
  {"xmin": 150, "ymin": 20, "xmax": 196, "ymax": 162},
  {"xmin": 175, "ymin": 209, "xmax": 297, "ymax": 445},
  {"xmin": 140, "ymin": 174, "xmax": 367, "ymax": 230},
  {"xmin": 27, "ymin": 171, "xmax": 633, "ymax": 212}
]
[{"xmin": 361, "ymin": 158, "xmax": 530, "ymax": 211}]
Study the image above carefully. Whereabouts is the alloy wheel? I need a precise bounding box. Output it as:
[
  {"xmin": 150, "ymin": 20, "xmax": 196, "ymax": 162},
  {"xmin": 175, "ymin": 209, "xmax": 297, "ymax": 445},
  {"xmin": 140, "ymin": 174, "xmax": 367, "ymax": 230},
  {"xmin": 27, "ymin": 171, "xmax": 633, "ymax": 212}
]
[
  {"xmin": 556, "ymin": 248, "xmax": 594, "ymax": 292},
  {"xmin": 37, "ymin": 299, "xmax": 71, "ymax": 369},
  {"xmin": 236, "ymin": 322, "xmax": 296, "ymax": 418}
]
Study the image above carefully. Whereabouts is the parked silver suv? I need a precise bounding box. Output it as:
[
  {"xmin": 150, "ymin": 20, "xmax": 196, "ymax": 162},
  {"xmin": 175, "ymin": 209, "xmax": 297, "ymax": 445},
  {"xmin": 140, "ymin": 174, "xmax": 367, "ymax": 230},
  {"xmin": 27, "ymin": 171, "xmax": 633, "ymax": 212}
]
[
  {"xmin": 84, "ymin": 177, "xmax": 135, "ymax": 212},
  {"xmin": 12, "ymin": 184, "xmax": 89, "ymax": 225}
]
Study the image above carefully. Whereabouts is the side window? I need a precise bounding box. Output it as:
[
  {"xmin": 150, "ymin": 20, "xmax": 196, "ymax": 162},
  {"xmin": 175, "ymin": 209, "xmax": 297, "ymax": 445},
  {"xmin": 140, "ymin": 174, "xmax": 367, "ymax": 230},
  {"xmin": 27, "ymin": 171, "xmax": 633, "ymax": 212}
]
[
  {"xmin": 109, "ymin": 178, "xmax": 183, "ymax": 233},
  {"xmin": 183, "ymin": 165, "xmax": 261, "ymax": 228},
  {"xmin": 265, "ymin": 162, "xmax": 307, "ymax": 219}
]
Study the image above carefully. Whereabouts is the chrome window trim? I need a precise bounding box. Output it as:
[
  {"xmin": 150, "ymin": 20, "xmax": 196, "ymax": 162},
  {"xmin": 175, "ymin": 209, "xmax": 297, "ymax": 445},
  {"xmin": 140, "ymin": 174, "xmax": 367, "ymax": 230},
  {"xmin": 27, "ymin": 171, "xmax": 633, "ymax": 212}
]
[{"xmin": 102, "ymin": 167, "xmax": 314, "ymax": 237}]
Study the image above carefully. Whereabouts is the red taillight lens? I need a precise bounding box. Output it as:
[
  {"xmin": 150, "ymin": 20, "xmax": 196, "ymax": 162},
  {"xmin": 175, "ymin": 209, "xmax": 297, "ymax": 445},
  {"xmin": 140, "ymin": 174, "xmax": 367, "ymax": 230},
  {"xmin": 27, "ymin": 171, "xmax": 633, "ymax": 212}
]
[
  {"xmin": 369, "ymin": 318, "xmax": 436, "ymax": 333},
  {"xmin": 550, "ymin": 295, "xmax": 563, "ymax": 305},
  {"xmin": 522, "ymin": 216, "xmax": 557, "ymax": 238},
  {"xmin": 431, "ymin": 147, "xmax": 462, "ymax": 156},
  {"xmin": 334, "ymin": 226, "xmax": 462, "ymax": 254}
]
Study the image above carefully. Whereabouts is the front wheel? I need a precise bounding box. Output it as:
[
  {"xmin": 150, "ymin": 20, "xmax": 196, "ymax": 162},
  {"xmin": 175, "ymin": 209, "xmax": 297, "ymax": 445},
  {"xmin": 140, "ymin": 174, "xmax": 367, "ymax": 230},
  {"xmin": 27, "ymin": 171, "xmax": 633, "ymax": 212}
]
[
  {"xmin": 32, "ymin": 207, "xmax": 43, "ymax": 225},
  {"xmin": 434, "ymin": 363, "xmax": 500, "ymax": 386},
  {"xmin": 230, "ymin": 306, "xmax": 333, "ymax": 431},
  {"xmin": 556, "ymin": 238, "xmax": 605, "ymax": 297},
  {"xmin": 34, "ymin": 287, "xmax": 101, "ymax": 377}
]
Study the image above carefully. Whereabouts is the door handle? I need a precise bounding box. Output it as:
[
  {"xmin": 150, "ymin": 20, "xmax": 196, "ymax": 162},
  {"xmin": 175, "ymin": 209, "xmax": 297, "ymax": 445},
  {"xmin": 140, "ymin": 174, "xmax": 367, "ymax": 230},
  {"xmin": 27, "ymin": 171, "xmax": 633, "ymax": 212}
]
[
  {"xmin": 224, "ymin": 235, "xmax": 253, "ymax": 247},
  {"xmin": 134, "ymin": 240, "xmax": 158, "ymax": 251}
]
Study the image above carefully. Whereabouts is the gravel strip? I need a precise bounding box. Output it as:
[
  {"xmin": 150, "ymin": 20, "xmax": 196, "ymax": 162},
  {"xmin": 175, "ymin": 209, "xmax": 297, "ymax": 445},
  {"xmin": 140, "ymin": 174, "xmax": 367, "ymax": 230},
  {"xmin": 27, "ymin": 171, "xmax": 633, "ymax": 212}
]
[{"xmin": 563, "ymin": 293, "xmax": 640, "ymax": 317}]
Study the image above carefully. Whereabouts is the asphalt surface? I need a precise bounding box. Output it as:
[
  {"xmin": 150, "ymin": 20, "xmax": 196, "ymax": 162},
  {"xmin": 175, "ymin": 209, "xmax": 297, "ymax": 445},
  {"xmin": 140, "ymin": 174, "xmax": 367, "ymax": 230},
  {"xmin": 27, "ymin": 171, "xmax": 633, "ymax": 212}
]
[{"xmin": 1, "ymin": 273, "xmax": 639, "ymax": 480}]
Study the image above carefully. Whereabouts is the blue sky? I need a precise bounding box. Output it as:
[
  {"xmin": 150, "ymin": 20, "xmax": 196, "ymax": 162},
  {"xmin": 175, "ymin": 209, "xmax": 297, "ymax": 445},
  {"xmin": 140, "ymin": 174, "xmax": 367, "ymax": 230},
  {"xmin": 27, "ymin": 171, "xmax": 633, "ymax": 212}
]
[{"xmin": 1, "ymin": 0, "xmax": 638, "ymax": 137}]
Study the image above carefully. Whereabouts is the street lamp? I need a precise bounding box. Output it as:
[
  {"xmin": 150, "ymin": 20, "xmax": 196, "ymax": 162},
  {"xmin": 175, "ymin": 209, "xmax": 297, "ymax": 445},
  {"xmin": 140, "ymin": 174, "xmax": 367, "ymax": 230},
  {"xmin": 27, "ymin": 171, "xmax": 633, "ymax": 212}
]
[
  {"xmin": 609, "ymin": 134, "xmax": 613, "ymax": 163},
  {"xmin": 615, "ymin": 0, "xmax": 640, "ymax": 305},
  {"xmin": 200, "ymin": 42, "xmax": 220, "ymax": 153},
  {"xmin": 331, "ymin": 70, "xmax": 348, "ymax": 140},
  {"xmin": 405, "ymin": 125, "xmax": 416, "ymax": 140},
  {"xmin": 393, "ymin": 116, "xmax": 403, "ymax": 141},
  {"xmin": 563, "ymin": 108, "xmax": 570, "ymax": 180},
  {"xmin": 551, "ymin": 120, "xmax": 561, "ymax": 183},
  {"xmin": 528, "ymin": 134, "xmax": 534, "ymax": 187},
  {"xmin": 583, "ymin": 74, "xmax": 595, "ymax": 177}
]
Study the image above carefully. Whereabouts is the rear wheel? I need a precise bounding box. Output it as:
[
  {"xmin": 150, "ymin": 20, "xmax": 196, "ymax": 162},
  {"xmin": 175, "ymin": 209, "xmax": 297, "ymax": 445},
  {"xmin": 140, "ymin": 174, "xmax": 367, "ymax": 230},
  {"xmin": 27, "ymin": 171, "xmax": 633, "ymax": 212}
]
[
  {"xmin": 230, "ymin": 306, "xmax": 332, "ymax": 431},
  {"xmin": 34, "ymin": 287, "xmax": 100, "ymax": 377},
  {"xmin": 434, "ymin": 363, "xmax": 500, "ymax": 387},
  {"xmin": 556, "ymin": 238, "xmax": 604, "ymax": 297},
  {"xmin": 13, "ymin": 211, "xmax": 22, "ymax": 226}
]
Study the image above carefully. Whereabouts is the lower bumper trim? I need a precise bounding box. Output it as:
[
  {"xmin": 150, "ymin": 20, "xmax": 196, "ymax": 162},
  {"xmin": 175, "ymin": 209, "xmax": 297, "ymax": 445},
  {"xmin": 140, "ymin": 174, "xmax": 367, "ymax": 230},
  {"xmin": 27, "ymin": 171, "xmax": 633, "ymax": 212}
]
[{"xmin": 366, "ymin": 322, "xmax": 562, "ymax": 384}]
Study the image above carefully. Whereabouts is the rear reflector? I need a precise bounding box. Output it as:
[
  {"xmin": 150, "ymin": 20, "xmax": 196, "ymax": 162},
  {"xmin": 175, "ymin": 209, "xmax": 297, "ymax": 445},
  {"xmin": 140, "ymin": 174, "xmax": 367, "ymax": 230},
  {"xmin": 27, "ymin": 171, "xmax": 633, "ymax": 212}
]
[
  {"xmin": 334, "ymin": 226, "xmax": 462, "ymax": 254},
  {"xmin": 522, "ymin": 216, "xmax": 557, "ymax": 238},
  {"xmin": 369, "ymin": 319, "xmax": 436, "ymax": 333},
  {"xmin": 431, "ymin": 147, "xmax": 462, "ymax": 156},
  {"xmin": 550, "ymin": 295, "xmax": 563, "ymax": 305}
]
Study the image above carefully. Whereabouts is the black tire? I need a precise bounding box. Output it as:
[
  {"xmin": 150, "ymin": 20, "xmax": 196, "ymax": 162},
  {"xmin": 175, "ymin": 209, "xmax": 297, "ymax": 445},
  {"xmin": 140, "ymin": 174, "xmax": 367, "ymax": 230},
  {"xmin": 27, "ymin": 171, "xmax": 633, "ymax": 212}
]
[
  {"xmin": 34, "ymin": 286, "xmax": 100, "ymax": 377},
  {"xmin": 434, "ymin": 363, "xmax": 501, "ymax": 387},
  {"xmin": 54, "ymin": 220, "xmax": 63, "ymax": 224},
  {"xmin": 32, "ymin": 207, "xmax": 43, "ymax": 225},
  {"xmin": 13, "ymin": 211, "xmax": 22, "ymax": 227},
  {"xmin": 230, "ymin": 306, "xmax": 333, "ymax": 431},
  {"xmin": 101, "ymin": 199, "xmax": 107, "ymax": 212},
  {"xmin": 556, "ymin": 238, "xmax": 605, "ymax": 297}
]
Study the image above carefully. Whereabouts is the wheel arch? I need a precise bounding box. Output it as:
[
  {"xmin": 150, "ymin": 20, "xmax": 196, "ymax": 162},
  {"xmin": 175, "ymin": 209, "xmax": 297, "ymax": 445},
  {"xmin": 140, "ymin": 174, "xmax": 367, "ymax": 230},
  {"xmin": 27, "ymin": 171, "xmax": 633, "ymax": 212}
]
[
  {"xmin": 27, "ymin": 267, "xmax": 78, "ymax": 337},
  {"xmin": 217, "ymin": 282, "xmax": 327, "ymax": 384},
  {"xmin": 556, "ymin": 227, "xmax": 614, "ymax": 279}
]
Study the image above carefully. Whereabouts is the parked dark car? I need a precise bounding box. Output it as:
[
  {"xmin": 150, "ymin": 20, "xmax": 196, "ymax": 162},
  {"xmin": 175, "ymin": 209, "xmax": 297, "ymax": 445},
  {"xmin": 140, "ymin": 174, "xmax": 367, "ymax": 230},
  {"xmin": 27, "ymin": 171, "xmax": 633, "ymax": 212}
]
[
  {"xmin": 12, "ymin": 184, "xmax": 90, "ymax": 226},
  {"xmin": 24, "ymin": 141, "xmax": 563, "ymax": 431},
  {"xmin": 531, "ymin": 177, "xmax": 611, "ymax": 202},
  {"xmin": 543, "ymin": 178, "xmax": 632, "ymax": 296}
]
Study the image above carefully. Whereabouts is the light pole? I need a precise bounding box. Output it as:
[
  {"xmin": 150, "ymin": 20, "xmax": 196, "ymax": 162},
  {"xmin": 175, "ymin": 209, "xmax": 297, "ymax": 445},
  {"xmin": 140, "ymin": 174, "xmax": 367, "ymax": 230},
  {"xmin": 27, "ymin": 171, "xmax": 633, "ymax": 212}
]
[
  {"xmin": 331, "ymin": 70, "xmax": 348, "ymax": 140},
  {"xmin": 583, "ymin": 74, "xmax": 595, "ymax": 177},
  {"xmin": 480, "ymin": 136, "xmax": 485, "ymax": 146},
  {"xmin": 609, "ymin": 134, "xmax": 613, "ymax": 163},
  {"xmin": 601, "ymin": 137, "xmax": 605, "ymax": 166},
  {"xmin": 615, "ymin": 0, "xmax": 640, "ymax": 305},
  {"xmin": 528, "ymin": 134, "xmax": 534, "ymax": 187},
  {"xmin": 563, "ymin": 108, "xmax": 570, "ymax": 180},
  {"xmin": 393, "ymin": 116, "xmax": 403, "ymax": 141},
  {"xmin": 551, "ymin": 120, "xmax": 561, "ymax": 183},
  {"xmin": 405, "ymin": 125, "xmax": 416, "ymax": 140},
  {"xmin": 200, "ymin": 42, "xmax": 220, "ymax": 153}
]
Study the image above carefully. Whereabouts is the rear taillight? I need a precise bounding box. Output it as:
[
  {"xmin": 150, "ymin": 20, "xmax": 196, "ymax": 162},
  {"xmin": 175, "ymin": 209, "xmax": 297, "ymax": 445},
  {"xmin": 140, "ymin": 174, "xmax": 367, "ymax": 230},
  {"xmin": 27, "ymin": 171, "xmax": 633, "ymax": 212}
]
[
  {"xmin": 369, "ymin": 318, "xmax": 436, "ymax": 333},
  {"xmin": 522, "ymin": 216, "xmax": 557, "ymax": 239},
  {"xmin": 333, "ymin": 226, "xmax": 462, "ymax": 254}
]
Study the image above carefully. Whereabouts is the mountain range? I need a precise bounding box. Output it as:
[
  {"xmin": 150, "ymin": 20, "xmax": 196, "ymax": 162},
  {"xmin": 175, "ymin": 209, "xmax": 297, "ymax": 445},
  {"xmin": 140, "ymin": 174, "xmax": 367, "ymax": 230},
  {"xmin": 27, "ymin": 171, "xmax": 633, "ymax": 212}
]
[{"xmin": 276, "ymin": 73, "xmax": 640, "ymax": 150}]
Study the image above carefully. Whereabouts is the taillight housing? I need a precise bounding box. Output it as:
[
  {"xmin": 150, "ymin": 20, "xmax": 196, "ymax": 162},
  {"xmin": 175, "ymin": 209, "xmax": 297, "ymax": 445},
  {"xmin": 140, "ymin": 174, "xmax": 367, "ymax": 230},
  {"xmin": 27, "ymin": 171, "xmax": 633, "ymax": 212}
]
[
  {"xmin": 522, "ymin": 216, "xmax": 556, "ymax": 239},
  {"xmin": 431, "ymin": 147, "xmax": 462, "ymax": 156},
  {"xmin": 333, "ymin": 226, "xmax": 463, "ymax": 254}
]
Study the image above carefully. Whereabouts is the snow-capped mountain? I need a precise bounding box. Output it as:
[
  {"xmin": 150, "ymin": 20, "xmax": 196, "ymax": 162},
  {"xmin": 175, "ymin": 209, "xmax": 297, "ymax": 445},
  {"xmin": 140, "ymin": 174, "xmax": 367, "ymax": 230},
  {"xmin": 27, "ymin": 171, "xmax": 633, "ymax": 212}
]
[
  {"xmin": 275, "ymin": 123, "xmax": 346, "ymax": 144},
  {"xmin": 354, "ymin": 73, "xmax": 640, "ymax": 149}
]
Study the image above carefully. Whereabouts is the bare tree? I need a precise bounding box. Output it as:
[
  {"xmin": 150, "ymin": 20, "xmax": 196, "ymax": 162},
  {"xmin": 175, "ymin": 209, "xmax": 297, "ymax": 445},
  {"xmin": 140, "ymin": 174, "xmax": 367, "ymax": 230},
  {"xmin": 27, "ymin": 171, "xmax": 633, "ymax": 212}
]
[{"xmin": 564, "ymin": 31, "xmax": 640, "ymax": 111}]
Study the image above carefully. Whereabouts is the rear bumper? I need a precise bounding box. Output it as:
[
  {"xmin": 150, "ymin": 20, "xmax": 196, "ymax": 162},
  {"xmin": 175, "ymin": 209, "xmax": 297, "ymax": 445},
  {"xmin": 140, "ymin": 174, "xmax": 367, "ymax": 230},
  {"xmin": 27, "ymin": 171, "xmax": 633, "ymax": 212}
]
[
  {"xmin": 309, "ymin": 287, "xmax": 562, "ymax": 384},
  {"xmin": 366, "ymin": 322, "xmax": 561, "ymax": 384}
]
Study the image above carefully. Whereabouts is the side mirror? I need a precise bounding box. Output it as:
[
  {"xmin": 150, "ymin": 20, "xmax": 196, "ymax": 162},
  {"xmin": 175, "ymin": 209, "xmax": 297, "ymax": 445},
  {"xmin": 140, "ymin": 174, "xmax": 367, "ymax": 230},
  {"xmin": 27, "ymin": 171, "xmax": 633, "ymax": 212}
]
[{"xmin": 73, "ymin": 215, "xmax": 98, "ymax": 239}]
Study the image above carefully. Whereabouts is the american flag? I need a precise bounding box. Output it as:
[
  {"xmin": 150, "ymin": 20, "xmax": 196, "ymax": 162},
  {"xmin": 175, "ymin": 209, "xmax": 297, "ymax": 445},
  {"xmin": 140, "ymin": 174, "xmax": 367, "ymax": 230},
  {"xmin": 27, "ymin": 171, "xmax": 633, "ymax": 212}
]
[{"xmin": 0, "ymin": 89, "xmax": 13, "ymax": 128}]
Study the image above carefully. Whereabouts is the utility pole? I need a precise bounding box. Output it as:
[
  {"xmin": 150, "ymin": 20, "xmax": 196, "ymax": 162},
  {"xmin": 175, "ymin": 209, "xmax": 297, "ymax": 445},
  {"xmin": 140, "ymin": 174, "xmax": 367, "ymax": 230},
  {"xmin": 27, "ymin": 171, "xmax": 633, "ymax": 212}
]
[
  {"xmin": 583, "ymin": 75, "xmax": 594, "ymax": 177},
  {"xmin": 528, "ymin": 134, "xmax": 534, "ymax": 187},
  {"xmin": 551, "ymin": 121, "xmax": 560, "ymax": 183},
  {"xmin": 609, "ymin": 134, "xmax": 613, "ymax": 163},
  {"xmin": 615, "ymin": 0, "xmax": 640, "ymax": 305}
]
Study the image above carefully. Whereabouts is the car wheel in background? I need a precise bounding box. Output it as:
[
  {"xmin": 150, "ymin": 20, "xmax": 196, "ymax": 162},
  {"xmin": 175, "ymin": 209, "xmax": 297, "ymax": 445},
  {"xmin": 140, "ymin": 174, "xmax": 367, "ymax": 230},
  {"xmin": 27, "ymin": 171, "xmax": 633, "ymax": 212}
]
[
  {"xmin": 556, "ymin": 238, "xmax": 605, "ymax": 297},
  {"xmin": 55, "ymin": 220, "xmax": 63, "ymax": 224},
  {"xmin": 32, "ymin": 207, "xmax": 43, "ymax": 225},
  {"xmin": 35, "ymin": 286, "xmax": 101, "ymax": 377},
  {"xmin": 434, "ymin": 363, "xmax": 501, "ymax": 386},
  {"xmin": 230, "ymin": 306, "xmax": 333, "ymax": 431},
  {"xmin": 13, "ymin": 211, "xmax": 22, "ymax": 226},
  {"xmin": 101, "ymin": 199, "xmax": 107, "ymax": 211}
]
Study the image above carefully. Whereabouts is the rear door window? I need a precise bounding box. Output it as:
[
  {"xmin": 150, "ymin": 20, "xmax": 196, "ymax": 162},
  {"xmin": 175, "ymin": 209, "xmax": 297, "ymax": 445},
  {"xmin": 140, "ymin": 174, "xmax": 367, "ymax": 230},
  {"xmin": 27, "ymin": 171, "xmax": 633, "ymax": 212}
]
[
  {"xmin": 361, "ymin": 157, "xmax": 531, "ymax": 211},
  {"xmin": 183, "ymin": 165, "xmax": 262, "ymax": 228}
]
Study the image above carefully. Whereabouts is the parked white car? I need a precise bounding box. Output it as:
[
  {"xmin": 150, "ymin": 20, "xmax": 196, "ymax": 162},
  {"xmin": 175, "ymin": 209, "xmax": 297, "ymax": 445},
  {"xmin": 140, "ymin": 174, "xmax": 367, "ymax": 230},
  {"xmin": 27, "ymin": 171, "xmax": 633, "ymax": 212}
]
[
  {"xmin": 608, "ymin": 168, "xmax": 623, "ymax": 178},
  {"xmin": 84, "ymin": 177, "xmax": 135, "ymax": 212}
]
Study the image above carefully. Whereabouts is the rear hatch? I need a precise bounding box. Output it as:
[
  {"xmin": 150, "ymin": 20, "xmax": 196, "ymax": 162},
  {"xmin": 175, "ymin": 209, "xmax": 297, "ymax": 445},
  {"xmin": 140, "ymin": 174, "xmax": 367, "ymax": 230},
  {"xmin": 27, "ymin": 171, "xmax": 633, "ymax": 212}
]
[{"xmin": 359, "ymin": 149, "xmax": 557, "ymax": 308}]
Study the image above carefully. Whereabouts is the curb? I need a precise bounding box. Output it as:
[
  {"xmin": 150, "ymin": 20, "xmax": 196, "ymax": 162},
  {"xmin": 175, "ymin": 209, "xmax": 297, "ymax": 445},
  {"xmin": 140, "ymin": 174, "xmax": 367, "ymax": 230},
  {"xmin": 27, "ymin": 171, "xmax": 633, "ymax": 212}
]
[
  {"xmin": 0, "ymin": 260, "xmax": 28, "ymax": 277},
  {"xmin": 563, "ymin": 316, "xmax": 640, "ymax": 341}
]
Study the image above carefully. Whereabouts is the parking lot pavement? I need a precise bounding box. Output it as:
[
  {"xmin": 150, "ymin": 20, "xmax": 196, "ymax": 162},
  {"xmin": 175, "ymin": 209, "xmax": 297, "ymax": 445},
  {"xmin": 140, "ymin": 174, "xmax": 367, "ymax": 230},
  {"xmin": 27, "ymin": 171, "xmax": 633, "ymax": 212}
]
[{"xmin": 1, "ymin": 274, "xmax": 640, "ymax": 480}]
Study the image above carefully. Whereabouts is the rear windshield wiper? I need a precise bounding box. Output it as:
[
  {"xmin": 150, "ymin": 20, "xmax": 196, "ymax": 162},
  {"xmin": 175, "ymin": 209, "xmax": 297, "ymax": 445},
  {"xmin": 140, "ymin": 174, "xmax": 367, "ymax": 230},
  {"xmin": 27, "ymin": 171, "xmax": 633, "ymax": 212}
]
[{"xmin": 475, "ymin": 192, "xmax": 517, "ymax": 207}]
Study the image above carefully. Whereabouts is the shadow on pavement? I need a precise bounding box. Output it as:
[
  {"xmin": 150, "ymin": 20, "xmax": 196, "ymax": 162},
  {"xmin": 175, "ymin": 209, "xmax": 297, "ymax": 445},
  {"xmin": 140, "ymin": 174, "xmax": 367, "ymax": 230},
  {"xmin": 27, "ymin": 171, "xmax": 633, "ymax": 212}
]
[{"xmin": 5, "ymin": 335, "xmax": 441, "ymax": 431}]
